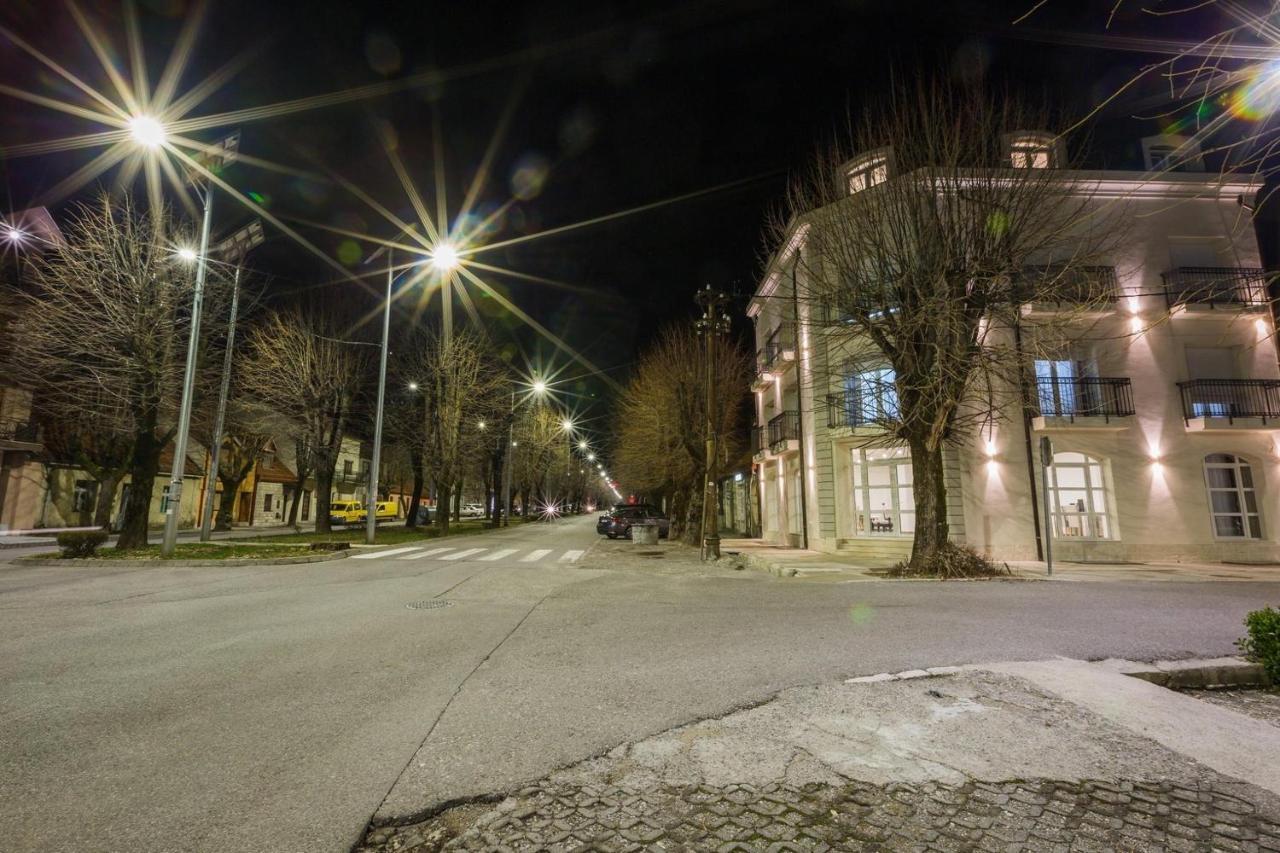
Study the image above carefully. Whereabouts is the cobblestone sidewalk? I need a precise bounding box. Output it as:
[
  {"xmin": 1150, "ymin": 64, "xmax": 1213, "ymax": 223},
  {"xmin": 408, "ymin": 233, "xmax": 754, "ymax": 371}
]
[{"xmin": 361, "ymin": 777, "xmax": 1280, "ymax": 852}]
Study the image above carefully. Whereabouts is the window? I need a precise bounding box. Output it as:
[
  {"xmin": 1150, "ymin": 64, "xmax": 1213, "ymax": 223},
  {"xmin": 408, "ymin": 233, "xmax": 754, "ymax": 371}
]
[
  {"xmin": 1204, "ymin": 454, "xmax": 1261, "ymax": 539},
  {"xmin": 844, "ymin": 150, "xmax": 890, "ymax": 195},
  {"xmin": 1141, "ymin": 134, "xmax": 1204, "ymax": 172},
  {"xmin": 343, "ymin": 460, "xmax": 353, "ymax": 476},
  {"xmin": 844, "ymin": 367, "xmax": 899, "ymax": 423},
  {"xmin": 849, "ymin": 447, "xmax": 914, "ymax": 537},
  {"xmin": 1046, "ymin": 452, "xmax": 1113, "ymax": 539},
  {"xmin": 1008, "ymin": 132, "xmax": 1057, "ymax": 168},
  {"xmin": 72, "ymin": 479, "xmax": 98, "ymax": 513},
  {"xmin": 264, "ymin": 494, "xmax": 273, "ymax": 512},
  {"xmin": 1035, "ymin": 359, "xmax": 1077, "ymax": 416}
]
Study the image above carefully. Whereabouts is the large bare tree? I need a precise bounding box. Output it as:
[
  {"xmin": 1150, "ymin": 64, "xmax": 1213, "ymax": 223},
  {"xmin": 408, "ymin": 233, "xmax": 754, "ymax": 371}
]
[
  {"xmin": 613, "ymin": 326, "xmax": 752, "ymax": 543},
  {"xmin": 16, "ymin": 194, "xmax": 225, "ymax": 548},
  {"xmin": 239, "ymin": 307, "xmax": 365, "ymax": 533},
  {"xmin": 775, "ymin": 81, "xmax": 1118, "ymax": 572}
]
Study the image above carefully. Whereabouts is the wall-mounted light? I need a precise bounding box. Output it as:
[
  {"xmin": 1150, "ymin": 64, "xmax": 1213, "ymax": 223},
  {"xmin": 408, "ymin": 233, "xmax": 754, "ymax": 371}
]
[{"xmin": 1129, "ymin": 316, "xmax": 1144, "ymax": 335}]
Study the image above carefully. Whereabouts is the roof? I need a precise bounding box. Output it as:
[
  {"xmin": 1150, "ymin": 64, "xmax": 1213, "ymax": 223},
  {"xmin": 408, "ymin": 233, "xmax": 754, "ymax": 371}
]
[
  {"xmin": 256, "ymin": 456, "xmax": 298, "ymax": 484},
  {"xmin": 158, "ymin": 444, "xmax": 204, "ymax": 477}
]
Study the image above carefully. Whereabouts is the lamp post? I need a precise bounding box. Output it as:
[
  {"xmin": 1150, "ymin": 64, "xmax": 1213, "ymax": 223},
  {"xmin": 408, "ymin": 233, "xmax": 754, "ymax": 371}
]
[
  {"xmin": 500, "ymin": 378, "xmax": 546, "ymax": 526},
  {"xmin": 198, "ymin": 220, "xmax": 265, "ymax": 542},
  {"xmin": 694, "ymin": 284, "xmax": 731, "ymax": 560},
  {"xmin": 159, "ymin": 126, "xmax": 241, "ymax": 557},
  {"xmin": 366, "ymin": 242, "xmax": 458, "ymax": 545}
]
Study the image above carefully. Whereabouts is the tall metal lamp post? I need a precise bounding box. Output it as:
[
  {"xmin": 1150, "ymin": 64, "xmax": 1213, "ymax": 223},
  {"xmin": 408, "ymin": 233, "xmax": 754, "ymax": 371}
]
[{"xmin": 694, "ymin": 284, "xmax": 731, "ymax": 560}]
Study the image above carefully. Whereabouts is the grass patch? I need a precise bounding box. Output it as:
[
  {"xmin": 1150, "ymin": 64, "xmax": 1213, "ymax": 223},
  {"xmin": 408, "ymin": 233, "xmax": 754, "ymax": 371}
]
[
  {"xmin": 42, "ymin": 542, "xmax": 314, "ymax": 561},
  {"xmin": 246, "ymin": 517, "xmax": 532, "ymax": 545}
]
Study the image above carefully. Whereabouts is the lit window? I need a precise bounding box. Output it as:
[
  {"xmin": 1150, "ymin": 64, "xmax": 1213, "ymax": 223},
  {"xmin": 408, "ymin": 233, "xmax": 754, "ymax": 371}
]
[
  {"xmin": 1047, "ymin": 451, "xmax": 1114, "ymax": 539},
  {"xmin": 843, "ymin": 150, "xmax": 891, "ymax": 195},
  {"xmin": 843, "ymin": 367, "xmax": 899, "ymax": 423},
  {"xmin": 1203, "ymin": 453, "xmax": 1262, "ymax": 539},
  {"xmin": 850, "ymin": 446, "xmax": 914, "ymax": 536},
  {"xmin": 1008, "ymin": 132, "xmax": 1057, "ymax": 168}
]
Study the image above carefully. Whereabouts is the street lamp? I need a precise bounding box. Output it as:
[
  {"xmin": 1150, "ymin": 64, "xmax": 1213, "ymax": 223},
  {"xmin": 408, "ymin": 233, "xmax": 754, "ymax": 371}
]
[
  {"xmin": 499, "ymin": 377, "xmax": 547, "ymax": 526},
  {"xmin": 430, "ymin": 242, "xmax": 460, "ymax": 271},
  {"xmin": 128, "ymin": 115, "xmax": 167, "ymax": 148},
  {"xmin": 176, "ymin": 246, "xmax": 197, "ymax": 262}
]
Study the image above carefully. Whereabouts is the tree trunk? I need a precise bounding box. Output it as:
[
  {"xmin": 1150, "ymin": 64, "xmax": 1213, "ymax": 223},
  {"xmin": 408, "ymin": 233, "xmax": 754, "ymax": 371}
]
[
  {"xmin": 116, "ymin": 424, "xmax": 162, "ymax": 550},
  {"xmin": 453, "ymin": 480, "xmax": 462, "ymax": 523},
  {"xmin": 681, "ymin": 487, "xmax": 703, "ymax": 546},
  {"xmin": 906, "ymin": 438, "xmax": 949, "ymax": 570},
  {"xmin": 405, "ymin": 447, "xmax": 425, "ymax": 529},
  {"xmin": 436, "ymin": 479, "xmax": 452, "ymax": 535},
  {"xmin": 286, "ymin": 476, "xmax": 304, "ymax": 526},
  {"xmin": 93, "ymin": 473, "xmax": 121, "ymax": 530},
  {"xmin": 314, "ymin": 466, "xmax": 335, "ymax": 533},
  {"xmin": 215, "ymin": 481, "xmax": 238, "ymax": 531}
]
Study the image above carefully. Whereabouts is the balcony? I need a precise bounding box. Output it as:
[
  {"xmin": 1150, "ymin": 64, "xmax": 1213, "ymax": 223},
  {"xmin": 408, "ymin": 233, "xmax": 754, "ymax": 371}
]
[
  {"xmin": 757, "ymin": 324, "xmax": 796, "ymax": 374},
  {"xmin": 0, "ymin": 417, "xmax": 41, "ymax": 451},
  {"xmin": 767, "ymin": 410, "xmax": 800, "ymax": 454},
  {"xmin": 825, "ymin": 393, "xmax": 893, "ymax": 434},
  {"xmin": 1016, "ymin": 265, "xmax": 1118, "ymax": 316},
  {"xmin": 1162, "ymin": 267, "xmax": 1268, "ymax": 313},
  {"xmin": 1178, "ymin": 379, "xmax": 1280, "ymax": 431},
  {"xmin": 1031, "ymin": 377, "xmax": 1134, "ymax": 431}
]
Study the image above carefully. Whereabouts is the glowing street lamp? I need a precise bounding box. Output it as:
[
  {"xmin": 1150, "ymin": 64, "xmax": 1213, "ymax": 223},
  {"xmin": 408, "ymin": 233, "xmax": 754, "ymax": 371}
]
[
  {"xmin": 532, "ymin": 379, "xmax": 548, "ymax": 395},
  {"xmin": 587, "ymin": 453, "xmax": 595, "ymax": 462},
  {"xmin": 3, "ymin": 226, "xmax": 26, "ymax": 244},
  {"xmin": 128, "ymin": 115, "xmax": 167, "ymax": 149},
  {"xmin": 176, "ymin": 246, "xmax": 198, "ymax": 262},
  {"xmin": 577, "ymin": 440, "xmax": 588, "ymax": 451},
  {"xmin": 430, "ymin": 241, "xmax": 460, "ymax": 271}
]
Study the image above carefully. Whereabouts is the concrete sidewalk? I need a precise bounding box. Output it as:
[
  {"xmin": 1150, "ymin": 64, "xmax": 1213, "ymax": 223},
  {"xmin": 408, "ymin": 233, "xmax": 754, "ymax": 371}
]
[
  {"xmin": 0, "ymin": 522, "xmax": 305, "ymax": 551},
  {"xmin": 723, "ymin": 536, "xmax": 1280, "ymax": 582},
  {"xmin": 360, "ymin": 658, "xmax": 1280, "ymax": 851}
]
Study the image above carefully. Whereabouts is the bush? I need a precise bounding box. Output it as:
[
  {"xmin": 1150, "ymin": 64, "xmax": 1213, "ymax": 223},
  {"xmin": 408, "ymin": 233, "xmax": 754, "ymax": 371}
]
[
  {"xmin": 56, "ymin": 530, "xmax": 109, "ymax": 558},
  {"xmin": 885, "ymin": 541, "xmax": 1011, "ymax": 580},
  {"xmin": 1237, "ymin": 606, "xmax": 1280, "ymax": 684}
]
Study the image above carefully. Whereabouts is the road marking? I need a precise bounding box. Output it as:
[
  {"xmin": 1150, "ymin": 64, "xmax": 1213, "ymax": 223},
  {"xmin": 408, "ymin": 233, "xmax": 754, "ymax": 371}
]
[
  {"xmin": 352, "ymin": 546, "xmax": 422, "ymax": 560},
  {"xmin": 479, "ymin": 548, "xmax": 519, "ymax": 561},
  {"xmin": 441, "ymin": 548, "xmax": 486, "ymax": 561},
  {"xmin": 559, "ymin": 550, "xmax": 584, "ymax": 563},
  {"xmin": 520, "ymin": 549, "xmax": 552, "ymax": 562},
  {"xmin": 398, "ymin": 547, "xmax": 455, "ymax": 560}
]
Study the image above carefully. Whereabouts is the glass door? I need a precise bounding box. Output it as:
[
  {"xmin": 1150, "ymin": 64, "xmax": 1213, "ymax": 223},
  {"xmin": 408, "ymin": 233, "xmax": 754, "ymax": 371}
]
[{"xmin": 850, "ymin": 447, "xmax": 914, "ymax": 536}]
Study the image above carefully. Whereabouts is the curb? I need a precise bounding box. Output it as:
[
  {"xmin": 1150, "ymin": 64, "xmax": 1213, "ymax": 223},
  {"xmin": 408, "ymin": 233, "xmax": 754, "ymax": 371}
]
[
  {"xmin": 18, "ymin": 550, "xmax": 350, "ymax": 568},
  {"xmin": 1117, "ymin": 657, "xmax": 1272, "ymax": 690},
  {"xmin": 736, "ymin": 549, "xmax": 1039, "ymax": 581}
]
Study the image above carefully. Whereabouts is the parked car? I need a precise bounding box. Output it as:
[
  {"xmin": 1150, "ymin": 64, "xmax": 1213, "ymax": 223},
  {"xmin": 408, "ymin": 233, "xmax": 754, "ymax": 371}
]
[
  {"xmin": 355, "ymin": 500, "xmax": 399, "ymax": 523},
  {"xmin": 606, "ymin": 505, "xmax": 670, "ymax": 540},
  {"xmin": 597, "ymin": 502, "xmax": 658, "ymax": 535},
  {"xmin": 460, "ymin": 503, "xmax": 485, "ymax": 518},
  {"xmin": 328, "ymin": 500, "xmax": 363, "ymax": 525}
]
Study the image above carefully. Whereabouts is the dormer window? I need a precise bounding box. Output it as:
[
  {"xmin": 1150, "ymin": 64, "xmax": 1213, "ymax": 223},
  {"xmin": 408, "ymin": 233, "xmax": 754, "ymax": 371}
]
[
  {"xmin": 1006, "ymin": 131, "xmax": 1061, "ymax": 168},
  {"xmin": 1141, "ymin": 134, "xmax": 1204, "ymax": 172},
  {"xmin": 842, "ymin": 149, "xmax": 891, "ymax": 195}
]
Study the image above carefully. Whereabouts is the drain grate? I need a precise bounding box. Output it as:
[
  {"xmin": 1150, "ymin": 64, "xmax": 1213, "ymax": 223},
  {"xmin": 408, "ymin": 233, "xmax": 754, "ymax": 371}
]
[{"xmin": 406, "ymin": 599, "xmax": 454, "ymax": 610}]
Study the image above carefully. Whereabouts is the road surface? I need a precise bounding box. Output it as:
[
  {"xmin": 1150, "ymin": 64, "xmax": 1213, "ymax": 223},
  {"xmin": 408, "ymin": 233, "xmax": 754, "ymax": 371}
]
[{"xmin": 2, "ymin": 515, "xmax": 1276, "ymax": 852}]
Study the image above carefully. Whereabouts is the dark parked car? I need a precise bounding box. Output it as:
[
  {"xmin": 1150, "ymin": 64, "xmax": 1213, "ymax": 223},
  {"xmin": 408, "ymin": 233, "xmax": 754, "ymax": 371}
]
[
  {"xmin": 597, "ymin": 503, "xmax": 658, "ymax": 535},
  {"xmin": 606, "ymin": 505, "xmax": 670, "ymax": 540}
]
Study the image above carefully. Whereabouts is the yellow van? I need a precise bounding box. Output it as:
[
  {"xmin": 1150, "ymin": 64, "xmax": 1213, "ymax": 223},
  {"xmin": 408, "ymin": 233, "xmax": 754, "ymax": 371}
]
[
  {"xmin": 356, "ymin": 501, "xmax": 399, "ymax": 523},
  {"xmin": 328, "ymin": 500, "xmax": 363, "ymax": 525}
]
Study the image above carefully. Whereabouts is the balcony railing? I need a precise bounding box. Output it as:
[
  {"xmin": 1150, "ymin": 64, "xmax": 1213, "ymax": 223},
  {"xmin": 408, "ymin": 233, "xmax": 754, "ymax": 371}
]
[
  {"xmin": 1015, "ymin": 265, "xmax": 1118, "ymax": 304},
  {"xmin": 767, "ymin": 410, "xmax": 800, "ymax": 450},
  {"xmin": 826, "ymin": 393, "xmax": 896, "ymax": 429},
  {"xmin": 1162, "ymin": 267, "xmax": 1268, "ymax": 309},
  {"xmin": 0, "ymin": 418, "xmax": 39, "ymax": 444},
  {"xmin": 1033, "ymin": 377, "xmax": 1134, "ymax": 422},
  {"xmin": 757, "ymin": 323, "xmax": 795, "ymax": 372},
  {"xmin": 1177, "ymin": 379, "xmax": 1280, "ymax": 423}
]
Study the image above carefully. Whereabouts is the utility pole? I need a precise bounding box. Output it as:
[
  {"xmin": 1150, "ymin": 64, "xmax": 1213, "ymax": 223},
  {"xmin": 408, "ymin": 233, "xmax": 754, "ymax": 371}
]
[{"xmin": 695, "ymin": 284, "xmax": 731, "ymax": 560}]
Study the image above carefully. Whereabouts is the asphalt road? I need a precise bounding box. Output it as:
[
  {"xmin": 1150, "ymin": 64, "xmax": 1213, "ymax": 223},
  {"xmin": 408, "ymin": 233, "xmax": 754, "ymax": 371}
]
[{"xmin": 2, "ymin": 515, "xmax": 1277, "ymax": 853}]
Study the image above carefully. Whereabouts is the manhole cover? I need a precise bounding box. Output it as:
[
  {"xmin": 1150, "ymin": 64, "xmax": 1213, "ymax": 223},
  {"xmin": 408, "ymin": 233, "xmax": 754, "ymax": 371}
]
[{"xmin": 406, "ymin": 599, "xmax": 454, "ymax": 610}]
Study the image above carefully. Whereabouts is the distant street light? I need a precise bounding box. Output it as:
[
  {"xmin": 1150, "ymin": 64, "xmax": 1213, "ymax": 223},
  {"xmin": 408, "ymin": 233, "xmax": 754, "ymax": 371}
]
[
  {"xmin": 587, "ymin": 453, "xmax": 595, "ymax": 462},
  {"xmin": 176, "ymin": 246, "xmax": 197, "ymax": 262},
  {"xmin": 407, "ymin": 381, "xmax": 418, "ymax": 391},
  {"xmin": 4, "ymin": 226, "xmax": 26, "ymax": 243},
  {"xmin": 532, "ymin": 379, "xmax": 547, "ymax": 395},
  {"xmin": 500, "ymin": 377, "xmax": 548, "ymax": 526}
]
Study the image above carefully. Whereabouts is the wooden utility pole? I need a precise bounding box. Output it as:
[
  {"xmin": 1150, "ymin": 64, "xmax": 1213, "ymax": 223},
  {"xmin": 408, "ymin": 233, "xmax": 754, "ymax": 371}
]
[{"xmin": 695, "ymin": 284, "xmax": 731, "ymax": 560}]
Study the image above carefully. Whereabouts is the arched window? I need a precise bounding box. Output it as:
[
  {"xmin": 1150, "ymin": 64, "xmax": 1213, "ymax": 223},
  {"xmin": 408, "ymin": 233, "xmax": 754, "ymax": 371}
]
[
  {"xmin": 1047, "ymin": 452, "xmax": 1113, "ymax": 539},
  {"xmin": 1203, "ymin": 454, "xmax": 1262, "ymax": 539}
]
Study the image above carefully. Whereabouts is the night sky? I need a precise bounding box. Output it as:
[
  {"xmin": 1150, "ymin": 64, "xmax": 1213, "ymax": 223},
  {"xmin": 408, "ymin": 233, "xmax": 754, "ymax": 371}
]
[{"xmin": 0, "ymin": 0, "xmax": 1234, "ymax": 434}]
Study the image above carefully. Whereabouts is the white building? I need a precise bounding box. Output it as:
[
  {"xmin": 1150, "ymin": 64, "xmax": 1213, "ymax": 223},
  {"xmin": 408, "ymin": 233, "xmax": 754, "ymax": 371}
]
[{"xmin": 749, "ymin": 133, "xmax": 1280, "ymax": 565}]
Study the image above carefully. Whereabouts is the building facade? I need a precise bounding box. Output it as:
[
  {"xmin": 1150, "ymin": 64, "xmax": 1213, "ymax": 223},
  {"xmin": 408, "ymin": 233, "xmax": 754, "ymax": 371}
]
[{"xmin": 749, "ymin": 133, "xmax": 1280, "ymax": 565}]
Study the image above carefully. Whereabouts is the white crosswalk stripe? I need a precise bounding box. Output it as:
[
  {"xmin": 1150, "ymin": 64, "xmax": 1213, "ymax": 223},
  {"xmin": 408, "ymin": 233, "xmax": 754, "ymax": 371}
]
[
  {"xmin": 352, "ymin": 546, "xmax": 421, "ymax": 560},
  {"xmin": 398, "ymin": 547, "xmax": 455, "ymax": 560},
  {"xmin": 558, "ymin": 550, "xmax": 584, "ymax": 563},
  {"xmin": 440, "ymin": 547, "xmax": 486, "ymax": 561},
  {"xmin": 479, "ymin": 548, "xmax": 519, "ymax": 561},
  {"xmin": 520, "ymin": 549, "xmax": 552, "ymax": 563}
]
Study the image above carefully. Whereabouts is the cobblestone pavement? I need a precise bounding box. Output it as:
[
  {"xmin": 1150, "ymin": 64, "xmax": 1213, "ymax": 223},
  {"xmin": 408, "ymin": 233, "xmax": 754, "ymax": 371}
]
[
  {"xmin": 360, "ymin": 777, "xmax": 1280, "ymax": 852},
  {"xmin": 1186, "ymin": 689, "xmax": 1280, "ymax": 727}
]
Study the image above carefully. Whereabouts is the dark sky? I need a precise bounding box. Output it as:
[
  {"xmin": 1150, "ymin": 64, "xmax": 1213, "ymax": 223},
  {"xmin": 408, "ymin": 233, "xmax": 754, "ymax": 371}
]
[{"xmin": 0, "ymin": 0, "xmax": 1238, "ymax": 435}]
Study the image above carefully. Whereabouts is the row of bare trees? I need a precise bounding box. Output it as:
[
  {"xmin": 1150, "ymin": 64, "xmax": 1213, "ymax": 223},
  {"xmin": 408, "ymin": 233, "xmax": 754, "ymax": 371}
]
[{"xmin": 5, "ymin": 193, "xmax": 597, "ymax": 546}]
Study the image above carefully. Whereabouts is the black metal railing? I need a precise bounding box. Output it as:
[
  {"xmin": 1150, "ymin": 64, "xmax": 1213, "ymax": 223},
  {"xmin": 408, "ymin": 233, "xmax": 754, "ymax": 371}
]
[
  {"xmin": 1177, "ymin": 379, "xmax": 1280, "ymax": 423},
  {"xmin": 826, "ymin": 393, "xmax": 894, "ymax": 429},
  {"xmin": 1162, "ymin": 267, "xmax": 1268, "ymax": 309},
  {"xmin": 0, "ymin": 418, "xmax": 39, "ymax": 443},
  {"xmin": 1015, "ymin": 265, "xmax": 1118, "ymax": 304},
  {"xmin": 1033, "ymin": 377, "xmax": 1134, "ymax": 422},
  {"xmin": 758, "ymin": 323, "xmax": 795, "ymax": 371},
  {"xmin": 767, "ymin": 410, "xmax": 800, "ymax": 450}
]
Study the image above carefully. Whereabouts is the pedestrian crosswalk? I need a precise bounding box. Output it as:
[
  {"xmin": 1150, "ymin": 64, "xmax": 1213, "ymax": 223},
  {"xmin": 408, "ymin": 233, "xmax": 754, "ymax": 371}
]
[{"xmin": 351, "ymin": 544, "xmax": 586, "ymax": 564}]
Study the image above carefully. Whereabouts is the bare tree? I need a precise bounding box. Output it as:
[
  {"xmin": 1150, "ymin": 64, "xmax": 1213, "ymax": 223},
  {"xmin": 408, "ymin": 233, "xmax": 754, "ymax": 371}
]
[
  {"xmin": 239, "ymin": 307, "xmax": 365, "ymax": 533},
  {"xmin": 774, "ymin": 81, "xmax": 1119, "ymax": 572},
  {"xmin": 192, "ymin": 397, "xmax": 273, "ymax": 530},
  {"xmin": 16, "ymin": 194, "xmax": 225, "ymax": 548},
  {"xmin": 613, "ymin": 326, "xmax": 752, "ymax": 543}
]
